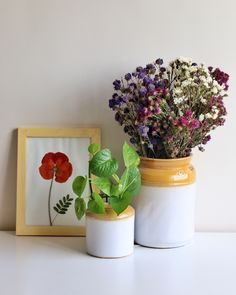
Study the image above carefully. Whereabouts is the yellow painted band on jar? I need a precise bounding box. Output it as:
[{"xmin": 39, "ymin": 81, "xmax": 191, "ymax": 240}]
[
  {"xmin": 86, "ymin": 205, "xmax": 134, "ymax": 221},
  {"xmin": 140, "ymin": 156, "xmax": 196, "ymax": 187}
]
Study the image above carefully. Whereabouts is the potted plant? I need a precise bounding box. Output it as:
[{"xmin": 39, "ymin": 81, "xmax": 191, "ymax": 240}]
[
  {"xmin": 72, "ymin": 142, "xmax": 141, "ymax": 258},
  {"xmin": 109, "ymin": 57, "xmax": 229, "ymax": 248}
]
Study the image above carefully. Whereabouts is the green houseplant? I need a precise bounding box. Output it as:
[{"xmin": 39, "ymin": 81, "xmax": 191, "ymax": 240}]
[{"xmin": 72, "ymin": 142, "xmax": 141, "ymax": 258}]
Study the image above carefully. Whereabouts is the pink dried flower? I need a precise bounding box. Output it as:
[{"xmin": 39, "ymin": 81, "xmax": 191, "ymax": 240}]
[
  {"xmin": 202, "ymin": 135, "xmax": 211, "ymax": 144},
  {"xmin": 180, "ymin": 116, "xmax": 189, "ymax": 126},
  {"xmin": 173, "ymin": 120, "xmax": 179, "ymax": 126},
  {"xmin": 185, "ymin": 109, "xmax": 193, "ymax": 119},
  {"xmin": 191, "ymin": 119, "xmax": 200, "ymax": 129}
]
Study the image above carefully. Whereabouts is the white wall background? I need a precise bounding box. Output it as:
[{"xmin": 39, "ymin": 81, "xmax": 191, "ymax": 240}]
[{"xmin": 0, "ymin": 0, "xmax": 235, "ymax": 230}]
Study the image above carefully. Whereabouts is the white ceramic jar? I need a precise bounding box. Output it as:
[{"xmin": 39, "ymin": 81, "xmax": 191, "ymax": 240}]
[
  {"xmin": 86, "ymin": 205, "xmax": 135, "ymax": 258},
  {"xmin": 133, "ymin": 156, "xmax": 196, "ymax": 248}
]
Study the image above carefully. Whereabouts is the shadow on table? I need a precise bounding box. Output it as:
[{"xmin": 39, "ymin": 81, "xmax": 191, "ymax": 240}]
[{"xmin": 5, "ymin": 231, "xmax": 88, "ymax": 256}]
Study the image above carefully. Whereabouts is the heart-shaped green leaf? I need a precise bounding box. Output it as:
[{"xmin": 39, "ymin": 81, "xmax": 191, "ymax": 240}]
[
  {"xmin": 89, "ymin": 149, "xmax": 118, "ymax": 177},
  {"xmin": 123, "ymin": 142, "xmax": 140, "ymax": 168},
  {"xmin": 110, "ymin": 183, "xmax": 123, "ymax": 197},
  {"xmin": 110, "ymin": 192, "xmax": 133, "ymax": 215},
  {"xmin": 88, "ymin": 143, "xmax": 100, "ymax": 155},
  {"xmin": 120, "ymin": 166, "xmax": 141, "ymax": 196},
  {"xmin": 88, "ymin": 192, "xmax": 105, "ymax": 214},
  {"xmin": 72, "ymin": 176, "xmax": 87, "ymax": 198},
  {"xmin": 92, "ymin": 177, "xmax": 112, "ymax": 196},
  {"xmin": 74, "ymin": 197, "xmax": 86, "ymax": 220}
]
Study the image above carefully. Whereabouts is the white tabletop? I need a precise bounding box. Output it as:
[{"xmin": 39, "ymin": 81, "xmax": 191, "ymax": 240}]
[{"xmin": 0, "ymin": 231, "xmax": 236, "ymax": 295}]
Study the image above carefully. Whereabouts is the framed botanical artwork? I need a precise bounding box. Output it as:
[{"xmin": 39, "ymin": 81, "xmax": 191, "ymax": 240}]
[{"xmin": 16, "ymin": 127, "xmax": 101, "ymax": 236}]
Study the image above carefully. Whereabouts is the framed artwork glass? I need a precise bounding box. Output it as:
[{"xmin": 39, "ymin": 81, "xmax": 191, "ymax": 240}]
[{"xmin": 16, "ymin": 127, "xmax": 101, "ymax": 236}]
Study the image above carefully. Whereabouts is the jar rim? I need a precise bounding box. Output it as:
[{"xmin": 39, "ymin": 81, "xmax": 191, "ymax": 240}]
[{"xmin": 140, "ymin": 155, "xmax": 192, "ymax": 162}]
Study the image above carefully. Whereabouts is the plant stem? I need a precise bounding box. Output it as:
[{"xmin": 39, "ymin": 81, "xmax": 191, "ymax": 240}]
[
  {"xmin": 112, "ymin": 174, "xmax": 120, "ymax": 183},
  {"xmin": 51, "ymin": 213, "xmax": 58, "ymax": 225},
  {"xmin": 88, "ymin": 167, "xmax": 93, "ymax": 194},
  {"xmin": 139, "ymin": 134, "xmax": 147, "ymax": 157},
  {"xmin": 48, "ymin": 174, "xmax": 54, "ymax": 226}
]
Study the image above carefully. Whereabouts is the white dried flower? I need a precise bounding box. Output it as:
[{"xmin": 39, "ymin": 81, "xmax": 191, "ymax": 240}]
[
  {"xmin": 174, "ymin": 88, "xmax": 182, "ymax": 95},
  {"xmin": 206, "ymin": 76, "xmax": 213, "ymax": 83},
  {"xmin": 205, "ymin": 113, "xmax": 212, "ymax": 119},
  {"xmin": 217, "ymin": 84, "xmax": 224, "ymax": 91},
  {"xmin": 212, "ymin": 108, "xmax": 219, "ymax": 115},
  {"xmin": 199, "ymin": 114, "xmax": 205, "ymax": 122},
  {"xmin": 200, "ymin": 98, "xmax": 207, "ymax": 104},
  {"xmin": 189, "ymin": 66, "xmax": 197, "ymax": 73},
  {"xmin": 178, "ymin": 56, "xmax": 192, "ymax": 64},
  {"xmin": 203, "ymin": 82, "xmax": 210, "ymax": 88},
  {"xmin": 182, "ymin": 80, "xmax": 191, "ymax": 87},
  {"xmin": 199, "ymin": 64, "xmax": 208, "ymax": 73},
  {"xmin": 212, "ymin": 87, "xmax": 218, "ymax": 94},
  {"xmin": 199, "ymin": 76, "xmax": 206, "ymax": 82},
  {"xmin": 173, "ymin": 97, "xmax": 185, "ymax": 104}
]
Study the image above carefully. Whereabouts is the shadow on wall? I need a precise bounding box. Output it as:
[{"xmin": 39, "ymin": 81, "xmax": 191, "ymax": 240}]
[{"xmin": 0, "ymin": 129, "xmax": 17, "ymax": 230}]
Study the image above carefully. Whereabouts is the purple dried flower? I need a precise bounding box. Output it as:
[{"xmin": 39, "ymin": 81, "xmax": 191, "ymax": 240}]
[
  {"xmin": 154, "ymin": 107, "xmax": 160, "ymax": 114},
  {"xmin": 109, "ymin": 94, "xmax": 121, "ymax": 109},
  {"xmin": 160, "ymin": 67, "xmax": 166, "ymax": 73},
  {"xmin": 202, "ymin": 135, "xmax": 211, "ymax": 144},
  {"xmin": 138, "ymin": 125, "xmax": 149, "ymax": 137},
  {"xmin": 138, "ymin": 71, "xmax": 146, "ymax": 79},
  {"xmin": 112, "ymin": 93, "xmax": 118, "ymax": 99},
  {"xmin": 143, "ymin": 76, "xmax": 152, "ymax": 85},
  {"xmin": 108, "ymin": 99, "xmax": 115, "ymax": 109},
  {"xmin": 125, "ymin": 73, "xmax": 132, "ymax": 81},
  {"xmin": 119, "ymin": 95, "xmax": 127, "ymax": 103},
  {"xmin": 115, "ymin": 112, "xmax": 123, "ymax": 125},
  {"xmin": 154, "ymin": 75, "xmax": 159, "ymax": 81},
  {"xmin": 130, "ymin": 137, "xmax": 137, "ymax": 144},
  {"xmin": 113, "ymin": 79, "xmax": 121, "ymax": 90},
  {"xmin": 146, "ymin": 63, "xmax": 155, "ymax": 70},
  {"xmin": 156, "ymin": 81, "xmax": 165, "ymax": 88},
  {"xmin": 136, "ymin": 66, "xmax": 143, "ymax": 72},
  {"xmin": 155, "ymin": 58, "xmax": 163, "ymax": 65},
  {"xmin": 148, "ymin": 83, "xmax": 155, "ymax": 92},
  {"xmin": 139, "ymin": 86, "xmax": 147, "ymax": 97},
  {"xmin": 128, "ymin": 82, "xmax": 137, "ymax": 91},
  {"xmin": 123, "ymin": 126, "xmax": 129, "ymax": 133}
]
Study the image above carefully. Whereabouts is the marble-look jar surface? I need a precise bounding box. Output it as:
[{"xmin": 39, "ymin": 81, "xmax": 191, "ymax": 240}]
[
  {"xmin": 133, "ymin": 156, "xmax": 196, "ymax": 248},
  {"xmin": 86, "ymin": 205, "xmax": 135, "ymax": 258}
]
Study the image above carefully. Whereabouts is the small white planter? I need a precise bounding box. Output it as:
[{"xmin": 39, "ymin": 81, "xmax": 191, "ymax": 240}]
[{"xmin": 86, "ymin": 205, "xmax": 135, "ymax": 258}]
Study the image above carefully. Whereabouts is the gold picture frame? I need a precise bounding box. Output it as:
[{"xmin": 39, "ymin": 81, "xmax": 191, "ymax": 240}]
[{"xmin": 16, "ymin": 127, "xmax": 101, "ymax": 236}]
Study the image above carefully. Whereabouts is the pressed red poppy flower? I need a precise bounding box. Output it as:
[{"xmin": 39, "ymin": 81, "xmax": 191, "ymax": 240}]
[{"xmin": 39, "ymin": 152, "xmax": 73, "ymax": 183}]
